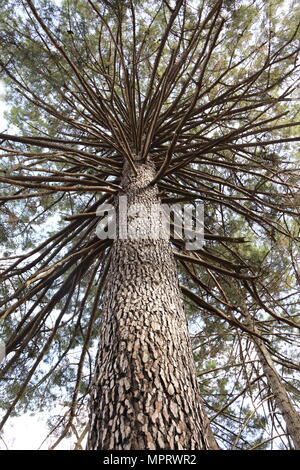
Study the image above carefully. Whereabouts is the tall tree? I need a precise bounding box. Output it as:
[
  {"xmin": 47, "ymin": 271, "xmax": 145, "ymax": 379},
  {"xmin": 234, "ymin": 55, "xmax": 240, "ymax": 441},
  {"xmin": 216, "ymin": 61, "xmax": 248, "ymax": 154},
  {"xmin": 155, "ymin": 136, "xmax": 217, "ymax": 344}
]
[{"xmin": 0, "ymin": 0, "xmax": 299, "ymax": 450}]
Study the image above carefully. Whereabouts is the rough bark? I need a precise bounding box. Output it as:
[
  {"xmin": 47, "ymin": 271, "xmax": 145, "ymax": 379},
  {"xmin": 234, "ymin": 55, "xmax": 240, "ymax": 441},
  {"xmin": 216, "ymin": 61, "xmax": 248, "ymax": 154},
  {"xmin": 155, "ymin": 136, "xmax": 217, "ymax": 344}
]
[
  {"xmin": 244, "ymin": 310, "xmax": 300, "ymax": 449},
  {"xmin": 87, "ymin": 161, "xmax": 218, "ymax": 450}
]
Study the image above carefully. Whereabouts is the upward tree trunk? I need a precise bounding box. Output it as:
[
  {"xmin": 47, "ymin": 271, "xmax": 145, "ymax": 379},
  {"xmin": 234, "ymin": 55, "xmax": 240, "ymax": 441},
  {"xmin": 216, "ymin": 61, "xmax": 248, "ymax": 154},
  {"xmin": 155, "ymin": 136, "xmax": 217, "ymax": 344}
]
[
  {"xmin": 87, "ymin": 161, "xmax": 218, "ymax": 450},
  {"xmin": 244, "ymin": 310, "xmax": 300, "ymax": 449}
]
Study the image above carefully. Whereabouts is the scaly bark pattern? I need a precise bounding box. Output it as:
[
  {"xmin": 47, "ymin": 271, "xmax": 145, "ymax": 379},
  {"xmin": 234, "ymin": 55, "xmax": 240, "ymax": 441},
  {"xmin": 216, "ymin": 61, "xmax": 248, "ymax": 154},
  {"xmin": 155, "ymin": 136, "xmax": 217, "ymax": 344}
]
[
  {"xmin": 87, "ymin": 161, "xmax": 217, "ymax": 450},
  {"xmin": 244, "ymin": 311, "xmax": 300, "ymax": 449}
]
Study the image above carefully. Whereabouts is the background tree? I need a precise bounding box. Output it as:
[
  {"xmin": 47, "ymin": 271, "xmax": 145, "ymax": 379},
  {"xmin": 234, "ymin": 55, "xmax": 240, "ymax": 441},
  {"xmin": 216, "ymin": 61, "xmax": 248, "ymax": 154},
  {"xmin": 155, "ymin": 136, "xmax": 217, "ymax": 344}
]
[{"xmin": 0, "ymin": 0, "xmax": 299, "ymax": 449}]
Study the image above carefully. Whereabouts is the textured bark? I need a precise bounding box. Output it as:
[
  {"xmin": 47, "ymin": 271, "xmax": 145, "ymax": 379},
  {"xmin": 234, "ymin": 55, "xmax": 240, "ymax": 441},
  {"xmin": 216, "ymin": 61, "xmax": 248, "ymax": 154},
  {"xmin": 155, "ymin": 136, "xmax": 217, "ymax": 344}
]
[
  {"xmin": 87, "ymin": 161, "xmax": 218, "ymax": 450},
  {"xmin": 244, "ymin": 311, "xmax": 300, "ymax": 449}
]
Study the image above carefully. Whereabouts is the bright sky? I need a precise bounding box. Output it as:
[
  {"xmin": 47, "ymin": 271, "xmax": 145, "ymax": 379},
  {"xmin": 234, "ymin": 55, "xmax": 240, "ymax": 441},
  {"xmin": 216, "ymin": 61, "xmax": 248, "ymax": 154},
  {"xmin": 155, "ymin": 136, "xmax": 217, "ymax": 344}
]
[
  {"xmin": 0, "ymin": 80, "xmax": 74, "ymax": 450},
  {"xmin": 0, "ymin": 82, "xmax": 7, "ymax": 127},
  {"xmin": 0, "ymin": 0, "xmax": 296, "ymax": 449},
  {"xmin": 0, "ymin": 413, "xmax": 67, "ymax": 450}
]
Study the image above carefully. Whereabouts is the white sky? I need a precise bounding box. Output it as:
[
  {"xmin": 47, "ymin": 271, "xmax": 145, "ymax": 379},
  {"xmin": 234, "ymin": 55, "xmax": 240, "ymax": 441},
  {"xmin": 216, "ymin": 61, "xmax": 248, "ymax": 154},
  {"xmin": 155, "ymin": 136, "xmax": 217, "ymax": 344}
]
[
  {"xmin": 0, "ymin": 80, "xmax": 74, "ymax": 450},
  {"xmin": 0, "ymin": 82, "xmax": 7, "ymax": 127},
  {"xmin": 0, "ymin": 413, "xmax": 70, "ymax": 450},
  {"xmin": 0, "ymin": 0, "xmax": 297, "ymax": 449}
]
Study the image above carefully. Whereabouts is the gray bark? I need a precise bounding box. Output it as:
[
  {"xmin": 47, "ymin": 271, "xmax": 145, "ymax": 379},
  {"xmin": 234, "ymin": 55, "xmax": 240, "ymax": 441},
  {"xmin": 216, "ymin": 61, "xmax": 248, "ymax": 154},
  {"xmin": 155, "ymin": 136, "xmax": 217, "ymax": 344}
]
[
  {"xmin": 87, "ymin": 161, "xmax": 218, "ymax": 450},
  {"xmin": 244, "ymin": 310, "xmax": 300, "ymax": 449}
]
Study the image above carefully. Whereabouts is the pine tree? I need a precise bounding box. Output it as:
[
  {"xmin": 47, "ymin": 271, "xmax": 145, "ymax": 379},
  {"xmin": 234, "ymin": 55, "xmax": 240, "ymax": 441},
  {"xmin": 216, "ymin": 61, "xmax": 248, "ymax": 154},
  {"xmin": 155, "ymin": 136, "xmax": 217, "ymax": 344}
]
[{"xmin": 0, "ymin": 0, "xmax": 299, "ymax": 450}]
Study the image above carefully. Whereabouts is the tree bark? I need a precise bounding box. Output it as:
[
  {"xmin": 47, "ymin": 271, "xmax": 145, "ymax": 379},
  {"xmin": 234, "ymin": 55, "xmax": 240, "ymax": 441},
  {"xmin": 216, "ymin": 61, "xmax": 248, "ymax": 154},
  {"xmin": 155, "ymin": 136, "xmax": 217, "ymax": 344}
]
[
  {"xmin": 244, "ymin": 310, "xmax": 300, "ymax": 449},
  {"xmin": 87, "ymin": 161, "xmax": 218, "ymax": 450}
]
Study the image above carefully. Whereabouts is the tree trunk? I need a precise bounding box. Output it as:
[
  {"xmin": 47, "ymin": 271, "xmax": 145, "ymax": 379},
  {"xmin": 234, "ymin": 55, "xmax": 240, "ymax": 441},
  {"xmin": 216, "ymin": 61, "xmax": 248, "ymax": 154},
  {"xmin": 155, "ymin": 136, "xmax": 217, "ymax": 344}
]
[
  {"xmin": 87, "ymin": 161, "xmax": 218, "ymax": 450},
  {"xmin": 244, "ymin": 310, "xmax": 300, "ymax": 449}
]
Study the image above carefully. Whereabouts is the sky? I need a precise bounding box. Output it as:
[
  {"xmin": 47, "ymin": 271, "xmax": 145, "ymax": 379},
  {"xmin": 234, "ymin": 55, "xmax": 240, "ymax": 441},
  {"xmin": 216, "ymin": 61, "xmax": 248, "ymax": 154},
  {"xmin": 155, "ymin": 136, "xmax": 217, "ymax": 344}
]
[
  {"xmin": 0, "ymin": 0, "xmax": 297, "ymax": 450},
  {"xmin": 0, "ymin": 81, "xmax": 8, "ymax": 128},
  {"xmin": 0, "ymin": 80, "xmax": 75, "ymax": 450},
  {"xmin": 0, "ymin": 81, "xmax": 46, "ymax": 449},
  {"xmin": 1, "ymin": 413, "xmax": 64, "ymax": 450}
]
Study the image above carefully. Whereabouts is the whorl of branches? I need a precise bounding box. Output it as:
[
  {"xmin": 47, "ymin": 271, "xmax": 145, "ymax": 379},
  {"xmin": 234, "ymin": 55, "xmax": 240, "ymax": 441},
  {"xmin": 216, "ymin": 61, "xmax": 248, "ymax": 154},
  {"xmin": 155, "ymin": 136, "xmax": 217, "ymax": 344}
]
[{"xmin": 0, "ymin": 0, "xmax": 299, "ymax": 449}]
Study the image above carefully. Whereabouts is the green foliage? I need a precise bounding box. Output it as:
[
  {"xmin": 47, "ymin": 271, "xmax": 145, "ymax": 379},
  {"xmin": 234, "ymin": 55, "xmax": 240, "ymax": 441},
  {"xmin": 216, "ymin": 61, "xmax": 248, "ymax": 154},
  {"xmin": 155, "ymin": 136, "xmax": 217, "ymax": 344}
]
[{"xmin": 0, "ymin": 0, "xmax": 299, "ymax": 449}]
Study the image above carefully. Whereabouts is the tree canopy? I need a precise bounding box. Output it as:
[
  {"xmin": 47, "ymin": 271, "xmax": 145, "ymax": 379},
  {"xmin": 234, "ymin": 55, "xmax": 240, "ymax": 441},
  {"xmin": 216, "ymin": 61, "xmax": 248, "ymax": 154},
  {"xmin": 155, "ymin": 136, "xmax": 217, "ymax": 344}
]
[{"xmin": 0, "ymin": 0, "xmax": 299, "ymax": 449}]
